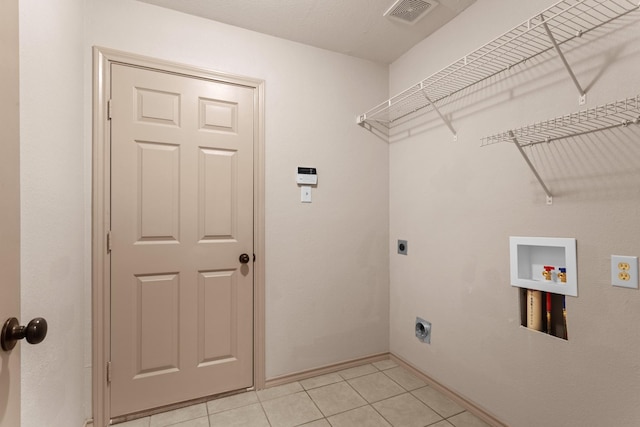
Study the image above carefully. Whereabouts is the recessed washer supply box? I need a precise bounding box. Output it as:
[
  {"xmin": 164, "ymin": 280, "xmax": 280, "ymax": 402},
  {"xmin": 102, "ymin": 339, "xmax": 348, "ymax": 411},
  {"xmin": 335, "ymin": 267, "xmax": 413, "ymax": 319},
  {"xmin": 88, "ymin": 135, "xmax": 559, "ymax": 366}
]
[{"xmin": 509, "ymin": 236, "xmax": 577, "ymax": 297}]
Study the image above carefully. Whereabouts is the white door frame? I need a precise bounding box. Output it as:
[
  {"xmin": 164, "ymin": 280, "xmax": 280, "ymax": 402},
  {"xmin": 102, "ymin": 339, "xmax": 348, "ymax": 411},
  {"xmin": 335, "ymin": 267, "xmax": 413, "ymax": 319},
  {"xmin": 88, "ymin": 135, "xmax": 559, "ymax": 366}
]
[
  {"xmin": 92, "ymin": 47, "xmax": 265, "ymax": 427},
  {"xmin": 0, "ymin": 0, "xmax": 21, "ymax": 424}
]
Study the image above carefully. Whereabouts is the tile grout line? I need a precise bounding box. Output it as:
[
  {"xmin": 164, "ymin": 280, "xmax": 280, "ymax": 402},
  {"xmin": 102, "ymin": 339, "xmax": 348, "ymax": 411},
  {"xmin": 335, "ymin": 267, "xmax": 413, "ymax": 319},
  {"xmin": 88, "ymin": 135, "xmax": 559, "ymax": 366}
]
[
  {"xmin": 329, "ymin": 378, "xmax": 376, "ymax": 421},
  {"xmin": 301, "ymin": 365, "xmax": 382, "ymax": 425},
  {"xmin": 133, "ymin": 363, "xmax": 474, "ymax": 427},
  {"xmin": 257, "ymin": 398, "xmax": 274, "ymax": 427},
  {"xmin": 349, "ymin": 366, "xmax": 422, "ymax": 427},
  {"xmin": 336, "ymin": 364, "xmax": 389, "ymax": 424},
  {"xmin": 415, "ymin": 388, "xmax": 467, "ymax": 424},
  {"xmin": 366, "ymin": 364, "xmax": 447, "ymax": 427},
  {"xmin": 380, "ymin": 368, "xmax": 467, "ymax": 423},
  {"xmin": 344, "ymin": 376, "xmax": 397, "ymax": 426},
  {"xmin": 297, "ymin": 362, "xmax": 435, "ymax": 427},
  {"xmin": 340, "ymin": 365, "xmax": 404, "ymax": 427},
  {"xmin": 334, "ymin": 364, "xmax": 469, "ymax": 427},
  {"xmin": 303, "ymin": 388, "xmax": 327, "ymax": 426}
]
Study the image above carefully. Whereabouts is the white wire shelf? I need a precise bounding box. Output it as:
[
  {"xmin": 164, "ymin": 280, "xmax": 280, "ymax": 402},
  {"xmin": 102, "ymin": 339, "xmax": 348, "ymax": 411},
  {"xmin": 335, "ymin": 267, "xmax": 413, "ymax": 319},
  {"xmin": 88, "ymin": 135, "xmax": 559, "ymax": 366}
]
[
  {"xmin": 481, "ymin": 95, "xmax": 640, "ymax": 147},
  {"xmin": 357, "ymin": 0, "xmax": 639, "ymax": 132},
  {"xmin": 481, "ymin": 95, "xmax": 640, "ymax": 204}
]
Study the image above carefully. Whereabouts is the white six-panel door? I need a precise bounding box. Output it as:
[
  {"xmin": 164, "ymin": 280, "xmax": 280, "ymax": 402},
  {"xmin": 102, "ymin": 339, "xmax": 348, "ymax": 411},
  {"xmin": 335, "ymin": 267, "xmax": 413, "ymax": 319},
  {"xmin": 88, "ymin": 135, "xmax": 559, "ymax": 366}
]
[{"xmin": 109, "ymin": 63, "xmax": 254, "ymax": 417}]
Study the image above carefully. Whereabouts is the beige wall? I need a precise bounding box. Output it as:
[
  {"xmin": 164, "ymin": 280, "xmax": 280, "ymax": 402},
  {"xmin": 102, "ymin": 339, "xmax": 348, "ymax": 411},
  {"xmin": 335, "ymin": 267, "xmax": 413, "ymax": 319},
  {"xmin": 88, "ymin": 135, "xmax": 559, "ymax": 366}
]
[
  {"xmin": 389, "ymin": 0, "xmax": 640, "ymax": 426},
  {"xmin": 20, "ymin": 0, "xmax": 389, "ymax": 425},
  {"xmin": 19, "ymin": 0, "xmax": 86, "ymax": 425},
  {"xmin": 84, "ymin": 0, "xmax": 391, "ymax": 380}
]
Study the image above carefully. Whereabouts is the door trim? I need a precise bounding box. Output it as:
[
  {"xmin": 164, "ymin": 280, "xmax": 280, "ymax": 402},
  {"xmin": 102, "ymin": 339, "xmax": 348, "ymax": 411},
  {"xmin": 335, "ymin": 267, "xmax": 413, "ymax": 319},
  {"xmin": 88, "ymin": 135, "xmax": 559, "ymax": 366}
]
[
  {"xmin": 0, "ymin": 0, "xmax": 21, "ymax": 424},
  {"xmin": 91, "ymin": 46, "xmax": 266, "ymax": 427}
]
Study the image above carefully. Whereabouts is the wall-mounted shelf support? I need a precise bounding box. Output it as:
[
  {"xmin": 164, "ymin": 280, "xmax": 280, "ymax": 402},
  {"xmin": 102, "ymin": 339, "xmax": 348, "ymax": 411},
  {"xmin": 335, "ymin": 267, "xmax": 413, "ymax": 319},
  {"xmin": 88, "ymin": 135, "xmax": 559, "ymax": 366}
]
[
  {"xmin": 541, "ymin": 16, "xmax": 587, "ymax": 105},
  {"xmin": 423, "ymin": 92, "xmax": 457, "ymax": 141},
  {"xmin": 509, "ymin": 131, "xmax": 554, "ymax": 204}
]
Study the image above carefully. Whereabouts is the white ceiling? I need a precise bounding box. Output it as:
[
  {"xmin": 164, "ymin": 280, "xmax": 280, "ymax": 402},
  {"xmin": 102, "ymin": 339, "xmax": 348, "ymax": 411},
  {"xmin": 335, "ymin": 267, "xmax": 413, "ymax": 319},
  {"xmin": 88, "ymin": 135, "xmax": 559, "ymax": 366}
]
[{"xmin": 137, "ymin": 0, "xmax": 476, "ymax": 64}]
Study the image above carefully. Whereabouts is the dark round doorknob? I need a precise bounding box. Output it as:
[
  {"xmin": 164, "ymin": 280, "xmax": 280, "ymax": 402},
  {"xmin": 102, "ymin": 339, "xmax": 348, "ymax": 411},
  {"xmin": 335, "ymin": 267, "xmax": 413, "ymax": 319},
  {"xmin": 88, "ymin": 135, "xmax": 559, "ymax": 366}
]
[
  {"xmin": 1, "ymin": 317, "xmax": 48, "ymax": 351},
  {"xmin": 239, "ymin": 253, "xmax": 251, "ymax": 264}
]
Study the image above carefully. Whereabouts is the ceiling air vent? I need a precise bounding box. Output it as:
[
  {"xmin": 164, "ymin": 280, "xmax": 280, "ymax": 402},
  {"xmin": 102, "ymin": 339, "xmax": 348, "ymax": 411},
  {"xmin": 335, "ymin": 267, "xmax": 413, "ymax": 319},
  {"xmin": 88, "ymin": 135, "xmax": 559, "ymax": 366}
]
[{"xmin": 384, "ymin": 0, "xmax": 439, "ymax": 25}]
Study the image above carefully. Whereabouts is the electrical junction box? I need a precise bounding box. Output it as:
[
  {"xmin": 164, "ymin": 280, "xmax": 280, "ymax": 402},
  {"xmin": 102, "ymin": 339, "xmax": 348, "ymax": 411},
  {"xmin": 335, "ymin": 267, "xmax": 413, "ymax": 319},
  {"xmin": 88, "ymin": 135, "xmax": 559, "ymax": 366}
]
[{"xmin": 296, "ymin": 167, "xmax": 317, "ymax": 185}]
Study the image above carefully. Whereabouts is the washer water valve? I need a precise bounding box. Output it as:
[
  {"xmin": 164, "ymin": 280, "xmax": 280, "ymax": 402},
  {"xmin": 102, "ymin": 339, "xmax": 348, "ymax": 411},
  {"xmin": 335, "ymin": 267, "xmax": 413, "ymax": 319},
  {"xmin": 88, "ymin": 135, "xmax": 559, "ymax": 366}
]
[
  {"xmin": 415, "ymin": 317, "xmax": 431, "ymax": 344},
  {"xmin": 543, "ymin": 265, "xmax": 555, "ymax": 281},
  {"xmin": 558, "ymin": 267, "xmax": 567, "ymax": 283}
]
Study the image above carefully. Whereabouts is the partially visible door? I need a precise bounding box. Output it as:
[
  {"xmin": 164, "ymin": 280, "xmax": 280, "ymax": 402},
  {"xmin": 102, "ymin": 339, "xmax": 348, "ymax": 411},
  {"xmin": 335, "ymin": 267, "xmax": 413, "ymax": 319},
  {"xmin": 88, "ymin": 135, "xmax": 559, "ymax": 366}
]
[
  {"xmin": 109, "ymin": 64, "xmax": 255, "ymax": 416},
  {"xmin": 0, "ymin": 0, "xmax": 21, "ymax": 425}
]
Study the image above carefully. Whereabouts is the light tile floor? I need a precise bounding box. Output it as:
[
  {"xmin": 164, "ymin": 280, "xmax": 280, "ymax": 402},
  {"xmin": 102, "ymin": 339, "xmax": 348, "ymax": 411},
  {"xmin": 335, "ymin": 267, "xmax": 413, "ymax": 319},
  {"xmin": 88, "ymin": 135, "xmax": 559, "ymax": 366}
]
[{"xmin": 116, "ymin": 360, "xmax": 491, "ymax": 427}]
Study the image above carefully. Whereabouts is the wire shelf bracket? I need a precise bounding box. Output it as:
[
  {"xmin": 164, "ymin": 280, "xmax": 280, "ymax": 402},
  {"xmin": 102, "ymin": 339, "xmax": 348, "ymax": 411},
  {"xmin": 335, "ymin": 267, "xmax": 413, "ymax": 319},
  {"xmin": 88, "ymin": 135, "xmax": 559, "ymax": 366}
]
[
  {"xmin": 509, "ymin": 131, "xmax": 554, "ymax": 205},
  {"xmin": 541, "ymin": 15, "xmax": 587, "ymax": 105},
  {"xmin": 356, "ymin": 0, "xmax": 639, "ymax": 139},
  {"xmin": 423, "ymin": 92, "xmax": 458, "ymax": 141}
]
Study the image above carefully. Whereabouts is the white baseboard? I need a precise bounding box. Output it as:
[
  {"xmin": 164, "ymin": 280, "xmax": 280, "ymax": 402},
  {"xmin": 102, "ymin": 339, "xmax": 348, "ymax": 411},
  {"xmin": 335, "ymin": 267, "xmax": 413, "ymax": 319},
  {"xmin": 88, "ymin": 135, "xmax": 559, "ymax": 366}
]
[{"xmin": 264, "ymin": 352, "xmax": 390, "ymax": 388}]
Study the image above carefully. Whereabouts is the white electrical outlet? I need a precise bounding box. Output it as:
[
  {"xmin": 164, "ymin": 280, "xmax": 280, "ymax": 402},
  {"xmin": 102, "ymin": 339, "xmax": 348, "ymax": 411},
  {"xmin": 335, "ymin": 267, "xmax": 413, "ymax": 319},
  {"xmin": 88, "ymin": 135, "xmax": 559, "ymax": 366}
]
[{"xmin": 612, "ymin": 255, "xmax": 638, "ymax": 289}]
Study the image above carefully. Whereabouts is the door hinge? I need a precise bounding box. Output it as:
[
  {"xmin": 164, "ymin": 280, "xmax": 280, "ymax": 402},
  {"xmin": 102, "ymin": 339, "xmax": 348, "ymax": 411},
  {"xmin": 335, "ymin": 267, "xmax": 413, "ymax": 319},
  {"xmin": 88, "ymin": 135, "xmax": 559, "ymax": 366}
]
[
  {"xmin": 107, "ymin": 231, "xmax": 112, "ymax": 253},
  {"xmin": 107, "ymin": 99, "xmax": 113, "ymax": 120},
  {"xmin": 107, "ymin": 361, "xmax": 112, "ymax": 384}
]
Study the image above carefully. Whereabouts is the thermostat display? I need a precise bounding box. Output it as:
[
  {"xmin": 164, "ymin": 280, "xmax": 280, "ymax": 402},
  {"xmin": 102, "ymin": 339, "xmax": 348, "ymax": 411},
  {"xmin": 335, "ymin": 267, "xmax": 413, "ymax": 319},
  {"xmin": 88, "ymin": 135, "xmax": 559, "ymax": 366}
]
[{"xmin": 296, "ymin": 167, "xmax": 317, "ymax": 185}]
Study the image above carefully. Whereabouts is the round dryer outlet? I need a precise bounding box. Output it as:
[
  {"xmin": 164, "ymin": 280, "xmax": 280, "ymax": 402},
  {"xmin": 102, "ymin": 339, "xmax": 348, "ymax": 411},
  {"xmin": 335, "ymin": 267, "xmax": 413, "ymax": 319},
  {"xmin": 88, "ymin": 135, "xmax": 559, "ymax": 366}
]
[{"xmin": 415, "ymin": 317, "xmax": 431, "ymax": 344}]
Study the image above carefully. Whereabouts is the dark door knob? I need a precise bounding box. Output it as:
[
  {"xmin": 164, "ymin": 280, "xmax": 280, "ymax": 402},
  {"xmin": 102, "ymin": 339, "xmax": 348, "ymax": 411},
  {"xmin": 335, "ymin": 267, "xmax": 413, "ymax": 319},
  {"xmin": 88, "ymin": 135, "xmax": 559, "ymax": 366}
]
[
  {"xmin": 1, "ymin": 317, "xmax": 48, "ymax": 351},
  {"xmin": 239, "ymin": 253, "xmax": 251, "ymax": 264}
]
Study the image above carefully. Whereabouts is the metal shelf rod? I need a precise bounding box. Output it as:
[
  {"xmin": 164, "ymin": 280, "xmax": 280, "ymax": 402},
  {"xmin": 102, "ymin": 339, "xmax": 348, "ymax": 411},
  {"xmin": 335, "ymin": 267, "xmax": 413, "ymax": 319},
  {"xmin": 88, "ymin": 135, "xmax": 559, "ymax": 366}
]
[
  {"xmin": 542, "ymin": 17, "xmax": 586, "ymax": 101},
  {"xmin": 423, "ymin": 92, "xmax": 457, "ymax": 139},
  {"xmin": 509, "ymin": 131, "xmax": 554, "ymax": 204}
]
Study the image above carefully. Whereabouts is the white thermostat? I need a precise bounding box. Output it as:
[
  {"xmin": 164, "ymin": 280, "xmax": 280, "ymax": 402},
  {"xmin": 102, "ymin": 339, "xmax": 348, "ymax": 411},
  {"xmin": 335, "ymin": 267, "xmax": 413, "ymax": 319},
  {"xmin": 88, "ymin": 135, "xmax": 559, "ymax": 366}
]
[{"xmin": 296, "ymin": 167, "xmax": 318, "ymax": 185}]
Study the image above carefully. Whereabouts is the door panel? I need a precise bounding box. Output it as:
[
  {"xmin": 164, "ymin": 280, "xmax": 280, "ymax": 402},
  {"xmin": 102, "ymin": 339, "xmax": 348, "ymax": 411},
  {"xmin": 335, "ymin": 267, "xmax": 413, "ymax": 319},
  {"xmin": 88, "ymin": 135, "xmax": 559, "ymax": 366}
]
[
  {"xmin": 110, "ymin": 64, "xmax": 254, "ymax": 417},
  {"xmin": 135, "ymin": 273, "xmax": 180, "ymax": 378},
  {"xmin": 199, "ymin": 148, "xmax": 237, "ymax": 239},
  {"xmin": 0, "ymin": 0, "xmax": 21, "ymax": 424},
  {"xmin": 198, "ymin": 270, "xmax": 237, "ymax": 364},
  {"xmin": 136, "ymin": 141, "xmax": 180, "ymax": 242}
]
